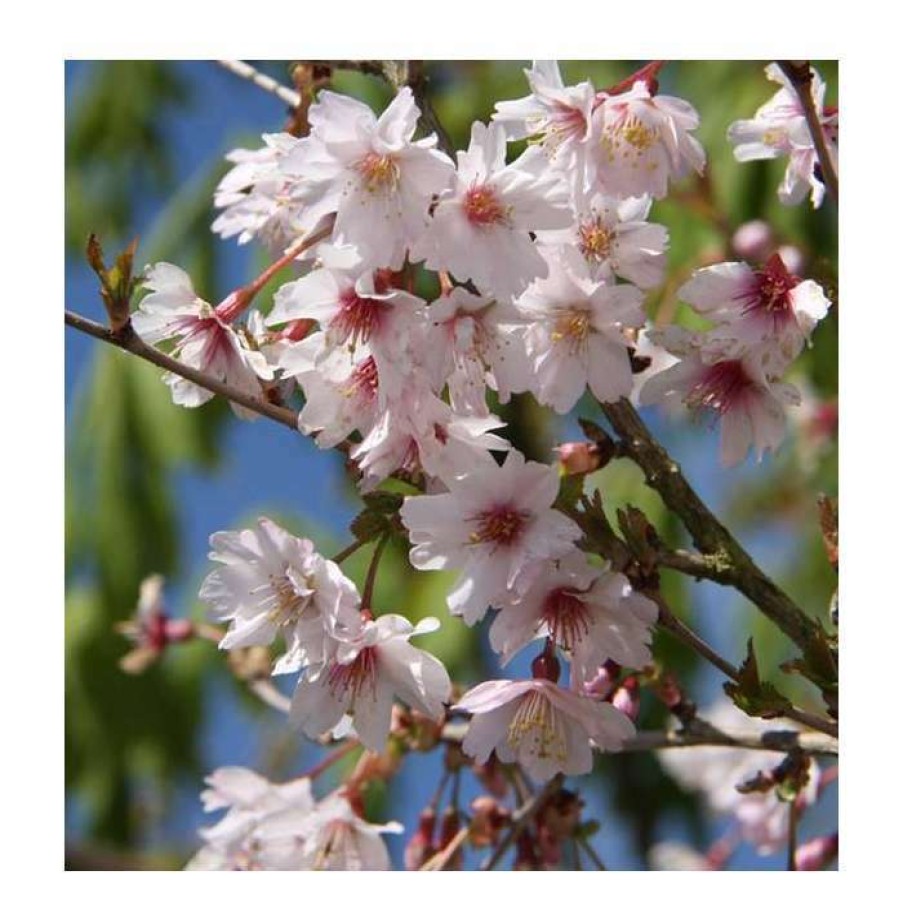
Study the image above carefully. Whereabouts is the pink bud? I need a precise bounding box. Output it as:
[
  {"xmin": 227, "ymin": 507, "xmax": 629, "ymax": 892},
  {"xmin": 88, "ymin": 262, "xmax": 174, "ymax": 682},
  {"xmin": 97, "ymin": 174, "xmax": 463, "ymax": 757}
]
[
  {"xmin": 556, "ymin": 441, "xmax": 602, "ymax": 476},
  {"xmin": 611, "ymin": 678, "xmax": 640, "ymax": 722},
  {"xmin": 581, "ymin": 662, "xmax": 620, "ymax": 698},
  {"xmin": 732, "ymin": 220, "xmax": 773, "ymax": 261},
  {"xmin": 794, "ymin": 833, "xmax": 838, "ymax": 870},
  {"xmin": 777, "ymin": 244, "xmax": 805, "ymax": 275},
  {"xmin": 164, "ymin": 619, "xmax": 195, "ymax": 643}
]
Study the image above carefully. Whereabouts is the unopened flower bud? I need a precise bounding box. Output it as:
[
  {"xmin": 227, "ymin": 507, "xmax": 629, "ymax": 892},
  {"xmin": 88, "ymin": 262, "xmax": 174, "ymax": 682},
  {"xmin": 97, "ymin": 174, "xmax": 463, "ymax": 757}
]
[
  {"xmin": 556, "ymin": 441, "xmax": 602, "ymax": 476},
  {"xmin": 164, "ymin": 618, "xmax": 195, "ymax": 643},
  {"xmin": 777, "ymin": 244, "xmax": 805, "ymax": 275},
  {"xmin": 473, "ymin": 753, "xmax": 509, "ymax": 798},
  {"xmin": 611, "ymin": 677, "xmax": 640, "ymax": 722},
  {"xmin": 581, "ymin": 661, "xmax": 620, "ymax": 698},
  {"xmin": 794, "ymin": 833, "xmax": 838, "ymax": 870},
  {"xmin": 732, "ymin": 220, "xmax": 773, "ymax": 261}
]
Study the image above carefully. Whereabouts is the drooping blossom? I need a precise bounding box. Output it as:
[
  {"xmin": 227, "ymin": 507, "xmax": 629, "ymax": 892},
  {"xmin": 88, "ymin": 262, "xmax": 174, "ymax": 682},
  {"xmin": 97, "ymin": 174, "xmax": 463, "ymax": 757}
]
[
  {"xmin": 455, "ymin": 678, "xmax": 635, "ymax": 782},
  {"xmin": 677, "ymin": 254, "xmax": 831, "ymax": 373},
  {"xmin": 639, "ymin": 327, "xmax": 800, "ymax": 467},
  {"xmin": 658, "ymin": 700, "xmax": 820, "ymax": 854},
  {"xmin": 256, "ymin": 791, "xmax": 402, "ymax": 870},
  {"xmin": 290, "ymin": 614, "xmax": 451, "ymax": 752},
  {"xmin": 131, "ymin": 263, "xmax": 273, "ymax": 418},
  {"xmin": 492, "ymin": 60, "xmax": 598, "ymax": 186},
  {"xmin": 185, "ymin": 767, "xmax": 315, "ymax": 870},
  {"xmin": 489, "ymin": 552, "xmax": 657, "ymax": 683},
  {"xmin": 727, "ymin": 63, "xmax": 837, "ymax": 208},
  {"xmin": 199, "ymin": 518, "xmax": 361, "ymax": 676},
  {"xmin": 514, "ymin": 246, "xmax": 646, "ymax": 414},
  {"xmin": 593, "ymin": 78, "xmax": 706, "ymax": 199},
  {"xmin": 411, "ymin": 121, "xmax": 572, "ymax": 300},
  {"xmin": 400, "ymin": 450, "xmax": 582, "ymax": 625},
  {"xmin": 280, "ymin": 88, "xmax": 454, "ymax": 269}
]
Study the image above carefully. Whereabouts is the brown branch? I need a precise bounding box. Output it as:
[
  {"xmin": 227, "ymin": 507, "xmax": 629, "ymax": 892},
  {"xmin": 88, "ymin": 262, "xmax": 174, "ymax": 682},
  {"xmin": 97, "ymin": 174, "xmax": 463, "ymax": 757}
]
[
  {"xmin": 406, "ymin": 60, "xmax": 456, "ymax": 159},
  {"xmin": 600, "ymin": 399, "xmax": 832, "ymax": 662},
  {"xmin": 65, "ymin": 310, "xmax": 300, "ymax": 430},
  {"xmin": 777, "ymin": 61, "xmax": 838, "ymax": 203}
]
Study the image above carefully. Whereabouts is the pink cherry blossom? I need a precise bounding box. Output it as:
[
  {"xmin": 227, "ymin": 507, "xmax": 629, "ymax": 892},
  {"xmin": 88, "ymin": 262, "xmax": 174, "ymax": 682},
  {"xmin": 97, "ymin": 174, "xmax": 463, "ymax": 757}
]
[
  {"xmin": 200, "ymin": 517, "xmax": 361, "ymax": 676},
  {"xmin": 290, "ymin": 614, "xmax": 451, "ymax": 752},
  {"xmin": 400, "ymin": 450, "xmax": 582, "ymax": 625},
  {"xmin": 131, "ymin": 263, "xmax": 273, "ymax": 418},
  {"xmin": 455, "ymin": 678, "xmax": 635, "ymax": 782}
]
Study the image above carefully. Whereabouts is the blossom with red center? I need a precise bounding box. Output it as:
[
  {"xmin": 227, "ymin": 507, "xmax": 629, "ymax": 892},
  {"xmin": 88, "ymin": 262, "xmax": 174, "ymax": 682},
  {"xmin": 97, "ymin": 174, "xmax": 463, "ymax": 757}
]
[
  {"xmin": 131, "ymin": 263, "xmax": 273, "ymax": 419},
  {"xmin": 639, "ymin": 327, "xmax": 801, "ymax": 467},
  {"xmin": 280, "ymin": 87, "xmax": 454, "ymax": 268},
  {"xmin": 488, "ymin": 552, "xmax": 657, "ymax": 681},
  {"xmin": 411, "ymin": 121, "xmax": 572, "ymax": 301},
  {"xmin": 289, "ymin": 614, "xmax": 451, "ymax": 751},
  {"xmin": 677, "ymin": 256, "xmax": 830, "ymax": 375},
  {"xmin": 454, "ymin": 678, "xmax": 635, "ymax": 782},
  {"xmin": 400, "ymin": 450, "xmax": 582, "ymax": 625}
]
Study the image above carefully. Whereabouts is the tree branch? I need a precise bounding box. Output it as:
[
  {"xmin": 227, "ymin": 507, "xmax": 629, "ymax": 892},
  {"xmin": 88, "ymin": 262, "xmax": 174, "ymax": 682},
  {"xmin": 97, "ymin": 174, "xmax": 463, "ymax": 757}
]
[
  {"xmin": 406, "ymin": 60, "xmax": 456, "ymax": 158},
  {"xmin": 218, "ymin": 59, "xmax": 302, "ymax": 109},
  {"xmin": 776, "ymin": 61, "xmax": 838, "ymax": 203},
  {"xmin": 65, "ymin": 310, "xmax": 300, "ymax": 430},
  {"xmin": 600, "ymin": 399, "xmax": 832, "ymax": 662}
]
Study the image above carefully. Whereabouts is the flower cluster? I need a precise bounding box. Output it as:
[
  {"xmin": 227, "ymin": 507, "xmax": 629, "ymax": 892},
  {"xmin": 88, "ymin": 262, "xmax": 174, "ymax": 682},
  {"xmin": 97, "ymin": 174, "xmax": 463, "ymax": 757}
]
[
  {"xmin": 639, "ymin": 251, "xmax": 831, "ymax": 465},
  {"xmin": 186, "ymin": 766, "xmax": 401, "ymax": 870},
  {"xmin": 200, "ymin": 517, "xmax": 451, "ymax": 751}
]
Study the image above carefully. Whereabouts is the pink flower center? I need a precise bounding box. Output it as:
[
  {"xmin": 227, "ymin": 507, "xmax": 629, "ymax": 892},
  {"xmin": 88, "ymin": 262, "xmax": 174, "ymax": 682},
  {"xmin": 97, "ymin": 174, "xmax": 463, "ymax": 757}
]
[
  {"xmin": 327, "ymin": 646, "xmax": 378, "ymax": 703},
  {"xmin": 355, "ymin": 152, "xmax": 400, "ymax": 194},
  {"xmin": 468, "ymin": 504, "xmax": 530, "ymax": 548},
  {"xmin": 686, "ymin": 360, "xmax": 755, "ymax": 416},
  {"xmin": 463, "ymin": 184, "xmax": 510, "ymax": 228},
  {"xmin": 178, "ymin": 315, "xmax": 239, "ymax": 370},
  {"xmin": 551, "ymin": 308, "xmax": 592, "ymax": 349},
  {"xmin": 345, "ymin": 355, "xmax": 379, "ymax": 402},
  {"xmin": 331, "ymin": 290, "xmax": 386, "ymax": 348},
  {"xmin": 541, "ymin": 588, "xmax": 592, "ymax": 650},
  {"xmin": 737, "ymin": 254, "xmax": 801, "ymax": 323}
]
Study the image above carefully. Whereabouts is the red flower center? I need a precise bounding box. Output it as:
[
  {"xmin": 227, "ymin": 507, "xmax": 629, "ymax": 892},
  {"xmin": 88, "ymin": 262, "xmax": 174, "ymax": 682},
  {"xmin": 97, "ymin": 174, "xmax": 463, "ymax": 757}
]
[{"xmin": 463, "ymin": 184, "xmax": 510, "ymax": 228}]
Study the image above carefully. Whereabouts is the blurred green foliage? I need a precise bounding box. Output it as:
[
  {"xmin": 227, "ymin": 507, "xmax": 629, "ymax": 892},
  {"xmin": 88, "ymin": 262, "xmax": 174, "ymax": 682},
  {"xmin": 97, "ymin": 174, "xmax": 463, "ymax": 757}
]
[{"xmin": 66, "ymin": 60, "xmax": 837, "ymax": 868}]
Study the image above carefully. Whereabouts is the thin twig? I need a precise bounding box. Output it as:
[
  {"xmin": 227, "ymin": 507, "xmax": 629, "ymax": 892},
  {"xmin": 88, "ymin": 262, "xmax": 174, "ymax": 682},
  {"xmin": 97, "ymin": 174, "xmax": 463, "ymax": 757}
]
[
  {"xmin": 406, "ymin": 60, "xmax": 456, "ymax": 158},
  {"xmin": 302, "ymin": 738, "xmax": 360, "ymax": 781},
  {"xmin": 218, "ymin": 59, "xmax": 301, "ymax": 109},
  {"xmin": 482, "ymin": 774, "xmax": 563, "ymax": 870},
  {"xmin": 332, "ymin": 535, "xmax": 370, "ymax": 565},
  {"xmin": 577, "ymin": 835, "xmax": 607, "ymax": 870},
  {"xmin": 247, "ymin": 679, "xmax": 291, "ymax": 713},
  {"xmin": 360, "ymin": 532, "xmax": 391, "ymax": 612},
  {"xmin": 66, "ymin": 310, "xmax": 300, "ymax": 429},
  {"xmin": 777, "ymin": 61, "xmax": 838, "ymax": 203},
  {"xmin": 787, "ymin": 798, "xmax": 800, "ymax": 870}
]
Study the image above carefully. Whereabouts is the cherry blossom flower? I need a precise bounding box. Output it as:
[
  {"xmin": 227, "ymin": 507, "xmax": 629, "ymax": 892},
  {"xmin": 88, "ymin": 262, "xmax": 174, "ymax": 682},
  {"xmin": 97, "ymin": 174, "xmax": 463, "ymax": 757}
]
[
  {"xmin": 492, "ymin": 60, "xmax": 598, "ymax": 186},
  {"xmin": 400, "ymin": 450, "xmax": 582, "ymax": 625},
  {"xmin": 290, "ymin": 614, "xmax": 451, "ymax": 752},
  {"xmin": 658, "ymin": 700, "xmax": 820, "ymax": 854},
  {"xmin": 411, "ymin": 121, "xmax": 572, "ymax": 300},
  {"xmin": 639, "ymin": 327, "xmax": 800, "ymax": 467},
  {"xmin": 115, "ymin": 574, "xmax": 194, "ymax": 674},
  {"xmin": 455, "ymin": 678, "xmax": 635, "ymax": 781},
  {"xmin": 256, "ymin": 791, "xmax": 402, "ymax": 870},
  {"xmin": 515, "ymin": 246, "xmax": 646, "ymax": 413},
  {"xmin": 199, "ymin": 518, "xmax": 361, "ymax": 676},
  {"xmin": 280, "ymin": 87, "xmax": 454, "ymax": 269},
  {"xmin": 727, "ymin": 63, "xmax": 837, "ymax": 208},
  {"xmin": 131, "ymin": 263, "xmax": 274, "ymax": 418},
  {"xmin": 593, "ymin": 79, "xmax": 706, "ymax": 199},
  {"xmin": 186, "ymin": 767, "xmax": 315, "ymax": 870},
  {"xmin": 676, "ymin": 254, "xmax": 831, "ymax": 375},
  {"xmin": 538, "ymin": 191, "xmax": 669, "ymax": 288},
  {"xmin": 212, "ymin": 133, "xmax": 310, "ymax": 254},
  {"xmin": 488, "ymin": 552, "xmax": 657, "ymax": 683}
]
